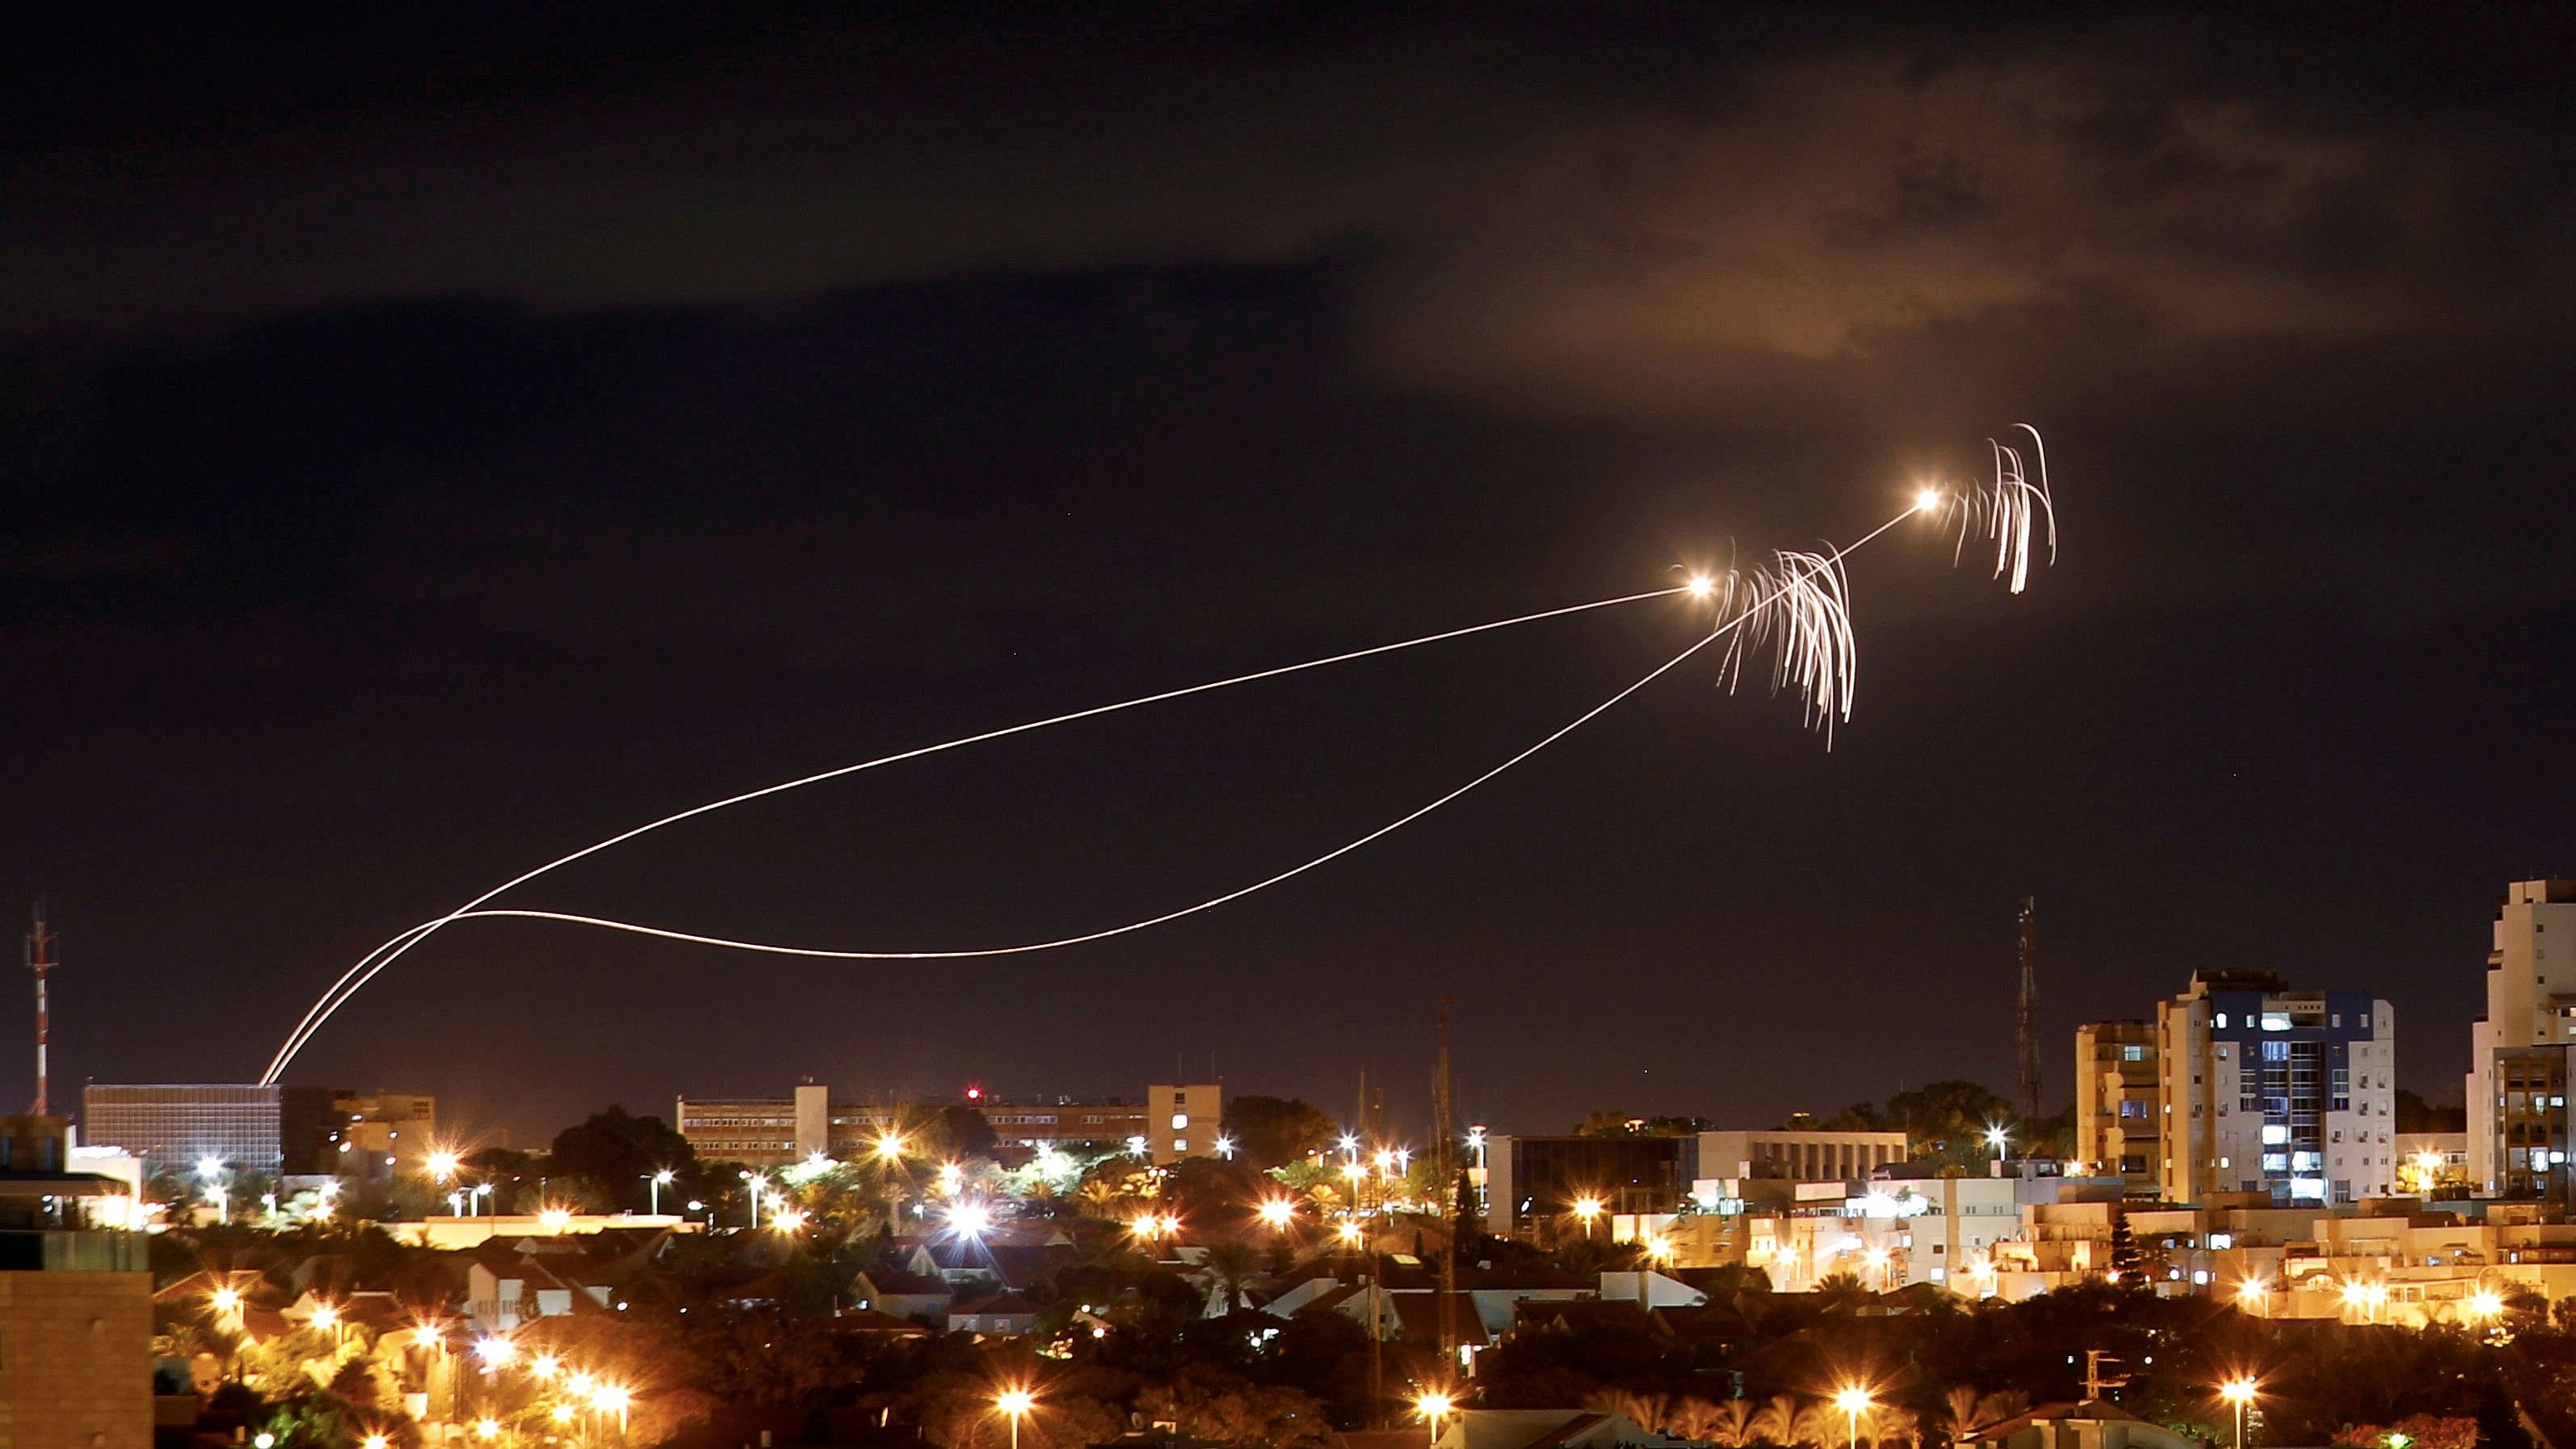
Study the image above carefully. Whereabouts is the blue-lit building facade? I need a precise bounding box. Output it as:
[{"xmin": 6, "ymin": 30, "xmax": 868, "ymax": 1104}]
[{"xmin": 2156, "ymin": 970, "xmax": 2397, "ymax": 1206}]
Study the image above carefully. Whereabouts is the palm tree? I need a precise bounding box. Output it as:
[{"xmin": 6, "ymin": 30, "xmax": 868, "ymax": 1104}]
[
  {"xmin": 1075, "ymin": 1179, "xmax": 1123, "ymax": 1221},
  {"xmin": 1698, "ymin": 1400, "xmax": 1754, "ymax": 1449},
  {"xmin": 1942, "ymin": 1388, "xmax": 2028, "ymax": 1442},
  {"xmin": 1750, "ymin": 1396, "xmax": 1807, "ymax": 1447},
  {"xmin": 1197, "ymin": 1240, "xmax": 1265, "ymax": 1314}
]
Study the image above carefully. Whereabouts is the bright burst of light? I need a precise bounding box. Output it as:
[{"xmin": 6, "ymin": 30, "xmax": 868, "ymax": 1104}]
[
  {"xmin": 1914, "ymin": 486, "xmax": 1944, "ymax": 514},
  {"xmin": 475, "ymin": 1336, "xmax": 515, "ymax": 1367},
  {"xmin": 538, "ymin": 1208, "xmax": 572, "ymax": 1233},
  {"xmin": 2236, "ymin": 1278, "xmax": 2269, "ymax": 1306},
  {"xmin": 1834, "ymin": 1386, "xmax": 1872, "ymax": 1416},
  {"xmin": 590, "ymin": 1385, "xmax": 630, "ymax": 1412},
  {"xmin": 1258, "ymin": 1199, "xmax": 1297, "ymax": 1228},
  {"xmin": 551, "ymin": 1405, "xmax": 577, "ymax": 1425},
  {"xmin": 531, "ymin": 1353, "xmax": 561, "ymax": 1381},
  {"xmin": 1338, "ymin": 1220, "xmax": 1364, "ymax": 1245},
  {"xmin": 1159, "ymin": 1213, "xmax": 1182, "ymax": 1237},
  {"xmin": 309, "ymin": 1304, "xmax": 340, "ymax": 1332},
  {"xmin": 566, "ymin": 1370, "xmax": 595, "ymax": 1397},
  {"xmin": 996, "ymin": 1389, "xmax": 1036, "ymax": 1418},
  {"xmin": 1571, "ymin": 1196, "xmax": 1603, "ymax": 1221},
  {"xmin": 1643, "ymin": 1236, "xmax": 1674, "ymax": 1263},
  {"xmin": 1131, "ymin": 1212, "xmax": 1161, "ymax": 1241},
  {"xmin": 364, "ymin": 1435, "xmax": 389, "ymax": 1449},
  {"xmin": 474, "ymin": 1420, "xmax": 501, "ymax": 1442},
  {"xmin": 209, "ymin": 1287, "xmax": 242, "ymax": 1315},
  {"xmin": 2469, "ymin": 1289, "xmax": 2505, "ymax": 1321},
  {"xmin": 426, "ymin": 1149, "xmax": 460, "ymax": 1182},
  {"xmin": 947, "ymin": 1202, "xmax": 991, "ymax": 1238},
  {"xmin": 876, "ymin": 1132, "xmax": 907, "ymax": 1162},
  {"xmin": 1416, "ymin": 1392, "xmax": 1455, "ymax": 1422},
  {"xmin": 771, "ymin": 1206, "xmax": 809, "ymax": 1233},
  {"xmin": 2218, "ymin": 1377, "xmax": 2259, "ymax": 1406},
  {"xmin": 1984, "ymin": 1124, "xmax": 2009, "ymax": 1148},
  {"xmin": 1863, "ymin": 1247, "xmax": 1890, "ymax": 1270},
  {"xmin": 1685, "ymin": 573, "xmax": 1717, "ymax": 598},
  {"xmin": 196, "ymin": 1157, "xmax": 223, "ymax": 1179}
]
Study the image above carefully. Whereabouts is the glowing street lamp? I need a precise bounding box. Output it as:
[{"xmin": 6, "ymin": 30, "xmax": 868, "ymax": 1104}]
[
  {"xmin": 1415, "ymin": 1390, "xmax": 1456, "ymax": 1447},
  {"xmin": 1834, "ymin": 1386, "xmax": 1872, "ymax": 1449},
  {"xmin": 996, "ymin": 1388, "xmax": 1036, "ymax": 1449},
  {"xmin": 530, "ymin": 1353, "xmax": 561, "ymax": 1382},
  {"xmin": 742, "ymin": 1170, "xmax": 768, "ymax": 1228},
  {"xmin": 2235, "ymin": 1278, "xmax": 2270, "ymax": 1314},
  {"xmin": 875, "ymin": 1132, "xmax": 907, "ymax": 1164},
  {"xmin": 209, "ymin": 1286, "xmax": 243, "ymax": 1320},
  {"xmin": 591, "ymin": 1384, "xmax": 632, "ymax": 1437},
  {"xmin": 771, "ymin": 1206, "xmax": 809, "ymax": 1234},
  {"xmin": 474, "ymin": 1335, "xmax": 516, "ymax": 1371},
  {"xmin": 309, "ymin": 1304, "xmax": 342, "ymax": 1344},
  {"xmin": 2467, "ymin": 1288, "xmax": 2506, "ymax": 1325},
  {"xmin": 1984, "ymin": 1124, "xmax": 2010, "ymax": 1164},
  {"xmin": 1338, "ymin": 1220, "xmax": 1365, "ymax": 1248},
  {"xmin": 947, "ymin": 1202, "xmax": 991, "ymax": 1239},
  {"xmin": 1258, "ymin": 1198, "xmax": 1297, "ymax": 1230},
  {"xmin": 1571, "ymin": 1196, "xmax": 1603, "ymax": 1242},
  {"xmin": 648, "ymin": 1168, "xmax": 675, "ymax": 1216},
  {"xmin": 474, "ymin": 1420, "xmax": 501, "ymax": 1443},
  {"xmin": 364, "ymin": 1434, "xmax": 389, "ymax": 1449},
  {"xmin": 538, "ymin": 1208, "xmax": 572, "ymax": 1234},
  {"xmin": 427, "ymin": 1149, "xmax": 460, "ymax": 1183},
  {"xmin": 1132, "ymin": 1212, "xmax": 1162, "ymax": 1242},
  {"xmin": 2218, "ymin": 1377, "xmax": 2259, "ymax": 1449}
]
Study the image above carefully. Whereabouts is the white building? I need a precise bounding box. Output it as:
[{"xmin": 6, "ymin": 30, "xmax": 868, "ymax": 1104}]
[
  {"xmin": 2466, "ymin": 880, "xmax": 2576, "ymax": 1197},
  {"xmin": 2156, "ymin": 970, "xmax": 2397, "ymax": 1206}
]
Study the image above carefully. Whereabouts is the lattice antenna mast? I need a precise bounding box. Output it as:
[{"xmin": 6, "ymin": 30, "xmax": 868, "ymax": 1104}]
[
  {"xmin": 26, "ymin": 902, "xmax": 57, "ymax": 1117},
  {"xmin": 2017, "ymin": 896, "xmax": 2041, "ymax": 1126}
]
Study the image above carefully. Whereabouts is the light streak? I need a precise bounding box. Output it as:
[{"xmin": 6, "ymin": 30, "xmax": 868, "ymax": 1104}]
[
  {"xmin": 1935, "ymin": 423, "xmax": 2057, "ymax": 594},
  {"xmin": 262, "ymin": 581, "xmax": 1699, "ymax": 1081},
  {"xmin": 255, "ymin": 515, "xmax": 1910, "ymax": 972},
  {"xmin": 264, "ymin": 437, "xmax": 2052, "ymax": 1072}
]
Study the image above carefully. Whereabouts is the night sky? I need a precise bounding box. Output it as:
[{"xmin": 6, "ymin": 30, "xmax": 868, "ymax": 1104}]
[{"xmin": 6, "ymin": 5, "xmax": 2573, "ymax": 1145}]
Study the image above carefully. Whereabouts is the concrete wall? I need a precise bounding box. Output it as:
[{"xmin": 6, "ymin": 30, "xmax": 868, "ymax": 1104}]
[{"xmin": 0, "ymin": 1269, "xmax": 152, "ymax": 1449}]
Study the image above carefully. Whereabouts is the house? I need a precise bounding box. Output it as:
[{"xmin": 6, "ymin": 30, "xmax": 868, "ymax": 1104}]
[
  {"xmin": 947, "ymin": 1290, "xmax": 1040, "ymax": 1336},
  {"xmin": 1411, "ymin": 1409, "xmax": 1696, "ymax": 1449},
  {"xmin": 854, "ymin": 1266, "xmax": 956, "ymax": 1325},
  {"xmin": 1960, "ymin": 1401, "xmax": 2200, "ymax": 1449},
  {"xmin": 464, "ymin": 1256, "xmax": 611, "ymax": 1330}
]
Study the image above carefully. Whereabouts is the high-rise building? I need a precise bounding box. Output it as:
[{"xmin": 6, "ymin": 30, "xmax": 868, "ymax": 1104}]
[
  {"xmin": 2156, "ymin": 970, "xmax": 2397, "ymax": 1206},
  {"xmin": 2465, "ymin": 880, "xmax": 2576, "ymax": 1198},
  {"xmin": 2073, "ymin": 1019, "xmax": 2161, "ymax": 1195}
]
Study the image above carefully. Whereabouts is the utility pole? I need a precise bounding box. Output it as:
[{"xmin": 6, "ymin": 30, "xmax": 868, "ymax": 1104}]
[
  {"xmin": 1433, "ymin": 998, "xmax": 1457, "ymax": 1367},
  {"xmin": 25, "ymin": 903, "xmax": 56, "ymax": 1117},
  {"xmin": 2017, "ymin": 897, "xmax": 2041, "ymax": 1128}
]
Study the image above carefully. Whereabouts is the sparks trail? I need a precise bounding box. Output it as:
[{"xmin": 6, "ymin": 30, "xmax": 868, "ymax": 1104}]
[
  {"xmin": 262, "ymin": 430, "xmax": 2055, "ymax": 1080},
  {"xmin": 1938, "ymin": 423, "xmax": 2056, "ymax": 594}
]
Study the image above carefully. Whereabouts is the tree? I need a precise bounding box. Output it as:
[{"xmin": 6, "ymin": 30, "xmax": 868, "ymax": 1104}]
[
  {"xmin": 1222, "ymin": 1097, "xmax": 1337, "ymax": 1170},
  {"xmin": 1198, "ymin": 1241, "xmax": 1266, "ymax": 1315},
  {"xmin": 931, "ymin": 1103, "xmax": 999, "ymax": 1160},
  {"xmin": 2108, "ymin": 1215, "xmax": 2141, "ymax": 1280},
  {"xmin": 548, "ymin": 1106, "xmax": 696, "ymax": 1212}
]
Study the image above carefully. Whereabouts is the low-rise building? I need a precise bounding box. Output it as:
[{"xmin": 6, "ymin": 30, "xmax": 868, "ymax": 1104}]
[{"xmin": 0, "ymin": 1228, "xmax": 152, "ymax": 1448}]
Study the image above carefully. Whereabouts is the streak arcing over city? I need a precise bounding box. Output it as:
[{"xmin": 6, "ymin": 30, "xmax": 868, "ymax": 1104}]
[{"xmin": 260, "ymin": 430, "xmax": 2057, "ymax": 1082}]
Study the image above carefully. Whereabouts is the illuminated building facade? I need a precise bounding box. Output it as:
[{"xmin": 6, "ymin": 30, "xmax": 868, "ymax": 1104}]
[
  {"xmin": 2467, "ymin": 880, "xmax": 2576, "ymax": 1197},
  {"xmin": 2157, "ymin": 970, "xmax": 2397, "ymax": 1206},
  {"xmin": 82, "ymin": 1084, "xmax": 436, "ymax": 1179},
  {"xmin": 2074, "ymin": 1018, "xmax": 2162, "ymax": 1195},
  {"xmin": 674, "ymin": 1082, "xmax": 1180, "ymax": 1166},
  {"xmin": 1145, "ymin": 1083, "xmax": 1221, "ymax": 1165}
]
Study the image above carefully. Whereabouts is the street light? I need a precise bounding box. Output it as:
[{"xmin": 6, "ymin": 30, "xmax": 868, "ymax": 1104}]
[
  {"xmin": 1984, "ymin": 1125, "xmax": 2010, "ymax": 1166},
  {"xmin": 876, "ymin": 1132, "xmax": 906, "ymax": 1164},
  {"xmin": 591, "ymin": 1384, "xmax": 632, "ymax": 1437},
  {"xmin": 996, "ymin": 1388, "xmax": 1036, "ymax": 1449},
  {"xmin": 1834, "ymin": 1386, "xmax": 1872, "ymax": 1449},
  {"xmin": 648, "ymin": 1168, "xmax": 675, "ymax": 1216},
  {"xmin": 1415, "ymin": 1391, "xmax": 1455, "ymax": 1447},
  {"xmin": 427, "ymin": 1149, "xmax": 460, "ymax": 1183},
  {"xmin": 1571, "ymin": 1196, "xmax": 1603, "ymax": 1243},
  {"xmin": 1259, "ymin": 1198, "xmax": 1297, "ymax": 1230},
  {"xmin": 2218, "ymin": 1377, "xmax": 2259, "ymax": 1449},
  {"xmin": 2234, "ymin": 1277, "xmax": 2270, "ymax": 1313}
]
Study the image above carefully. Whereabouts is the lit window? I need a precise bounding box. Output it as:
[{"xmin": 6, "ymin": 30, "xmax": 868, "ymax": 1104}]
[
  {"xmin": 2215, "ymin": 1014, "xmax": 2228, "ymax": 1027},
  {"xmin": 2262, "ymin": 1125, "xmax": 2289, "ymax": 1144},
  {"xmin": 1172, "ymin": 1139, "xmax": 1187, "ymax": 1153},
  {"xmin": 2261, "ymin": 1013, "xmax": 2292, "ymax": 1031},
  {"xmin": 1170, "ymin": 1113, "xmax": 1189, "ymax": 1130}
]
